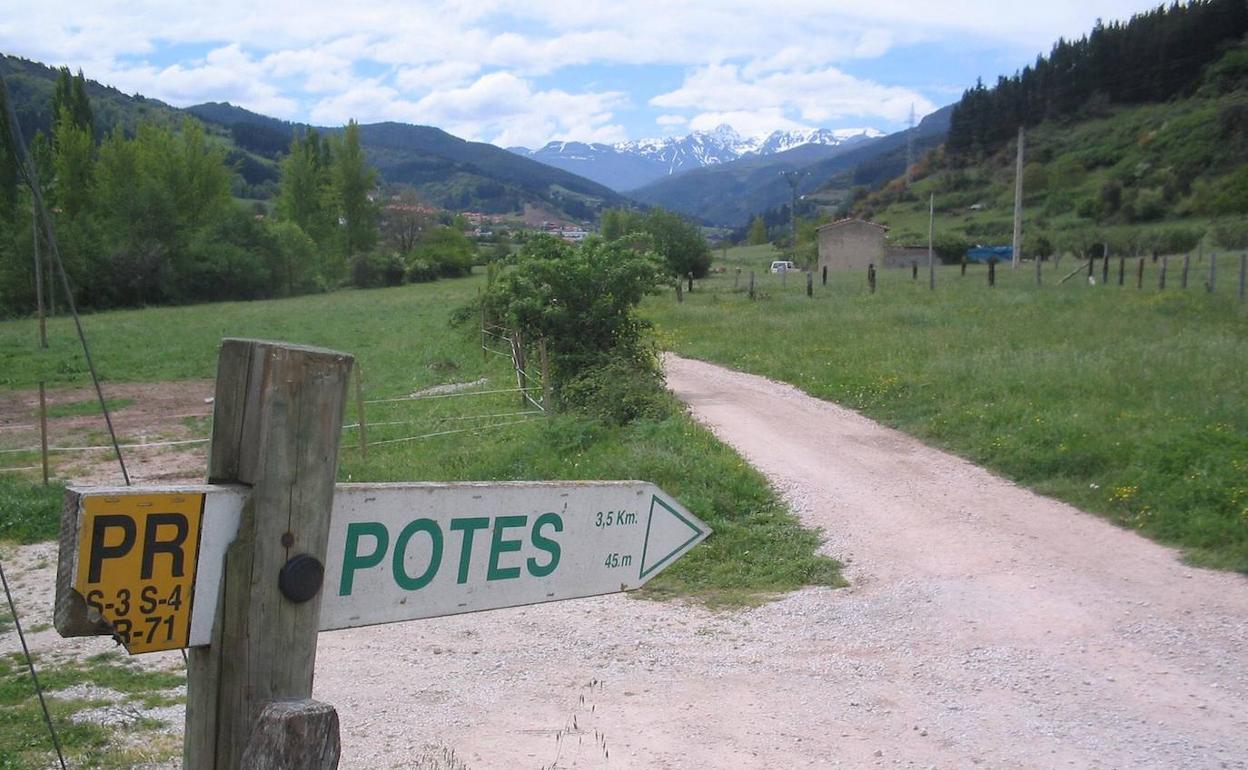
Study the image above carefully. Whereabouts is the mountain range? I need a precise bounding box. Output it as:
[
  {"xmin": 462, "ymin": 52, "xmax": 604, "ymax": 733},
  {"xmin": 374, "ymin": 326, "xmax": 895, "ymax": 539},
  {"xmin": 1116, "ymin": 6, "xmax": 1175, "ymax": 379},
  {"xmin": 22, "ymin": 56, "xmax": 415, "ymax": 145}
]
[
  {"xmin": 511, "ymin": 125, "xmax": 883, "ymax": 192},
  {"xmin": 628, "ymin": 107, "xmax": 952, "ymax": 226},
  {"xmin": 0, "ymin": 53, "xmax": 628, "ymax": 223},
  {"xmin": 0, "ymin": 51, "xmax": 946, "ymax": 228}
]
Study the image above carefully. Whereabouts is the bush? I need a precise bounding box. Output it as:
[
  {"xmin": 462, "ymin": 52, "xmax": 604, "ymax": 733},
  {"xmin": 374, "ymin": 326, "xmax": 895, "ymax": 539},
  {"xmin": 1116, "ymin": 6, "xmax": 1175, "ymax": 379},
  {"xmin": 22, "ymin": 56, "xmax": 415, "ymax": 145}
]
[
  {"xmin": 1212, "ymin": 220, "xmax": 1248, "ymax": 250},
  {"xmin": 480, "ymin": 235, "xmax": 665, "ymax": 423},
  {"xmin": 405, "ymin": 258, "xmax": 438, "ymax": 283},
  {"xmin": 349, "ymin": 252, "xmax": 405, "ymax": 288},
  {"xmin": 560, "ymin": 356, "xmax": 673, "ymax": 426},
  {"xmin": 933, "ymin": 233, "xmax": 972, "ymax": 265}
]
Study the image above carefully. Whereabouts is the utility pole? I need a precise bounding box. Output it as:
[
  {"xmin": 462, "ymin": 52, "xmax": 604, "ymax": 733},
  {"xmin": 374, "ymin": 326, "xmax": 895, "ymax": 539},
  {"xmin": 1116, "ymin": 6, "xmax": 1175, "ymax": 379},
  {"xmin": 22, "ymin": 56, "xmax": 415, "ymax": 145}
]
[
  {"xmin": 781, "ymin": 171, "xmax": 805, "ymax": 260},
  {"xmin": 1011, "ymin": 126, "xmax": 1025, "ymax": 270}
]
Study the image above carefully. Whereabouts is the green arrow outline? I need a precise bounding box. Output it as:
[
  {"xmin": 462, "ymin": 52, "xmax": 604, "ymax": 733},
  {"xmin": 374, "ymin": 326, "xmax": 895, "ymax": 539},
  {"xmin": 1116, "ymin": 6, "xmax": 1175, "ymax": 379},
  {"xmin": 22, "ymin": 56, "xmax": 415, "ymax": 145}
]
[{"xmin": 639, "ymin": 494, "xmax": 705, "ymax": 579}]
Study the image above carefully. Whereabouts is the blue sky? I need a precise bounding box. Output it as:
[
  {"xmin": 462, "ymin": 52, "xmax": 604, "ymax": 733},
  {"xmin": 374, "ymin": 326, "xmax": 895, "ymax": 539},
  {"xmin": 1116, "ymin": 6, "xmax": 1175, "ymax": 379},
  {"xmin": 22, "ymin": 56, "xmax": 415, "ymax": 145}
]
[{"xmin": 0, "ymin": 1, "xmax": 1168, "ymax": 148}]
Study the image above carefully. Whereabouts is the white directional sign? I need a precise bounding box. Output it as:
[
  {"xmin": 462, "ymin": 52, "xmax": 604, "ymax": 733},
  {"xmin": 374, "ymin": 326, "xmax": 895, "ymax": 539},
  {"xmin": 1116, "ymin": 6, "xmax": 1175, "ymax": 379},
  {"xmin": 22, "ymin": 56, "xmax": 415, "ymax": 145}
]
[
  {"xmin": 321, "ymin": 482, "xmax": 709, "ymax": 630},
  {"xmin": 56, "ymin": 481, "xmax": 710, "ymax": 652}
]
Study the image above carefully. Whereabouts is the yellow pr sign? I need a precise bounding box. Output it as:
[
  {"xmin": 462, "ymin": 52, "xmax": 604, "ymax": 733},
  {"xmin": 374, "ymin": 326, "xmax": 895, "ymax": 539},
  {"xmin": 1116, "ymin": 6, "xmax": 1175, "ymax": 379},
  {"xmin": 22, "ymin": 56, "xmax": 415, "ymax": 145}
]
[{"xmin": 73, "ymin": 492, "xmax": 205, "ymax": 654}]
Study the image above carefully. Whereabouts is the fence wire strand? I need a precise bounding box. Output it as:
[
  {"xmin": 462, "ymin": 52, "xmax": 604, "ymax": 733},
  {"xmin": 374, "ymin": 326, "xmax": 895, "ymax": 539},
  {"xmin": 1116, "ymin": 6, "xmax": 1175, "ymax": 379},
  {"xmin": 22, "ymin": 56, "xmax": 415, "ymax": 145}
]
[{"xmin": 0, "ymin": 558, "xmax": 69, "ymax": 770}]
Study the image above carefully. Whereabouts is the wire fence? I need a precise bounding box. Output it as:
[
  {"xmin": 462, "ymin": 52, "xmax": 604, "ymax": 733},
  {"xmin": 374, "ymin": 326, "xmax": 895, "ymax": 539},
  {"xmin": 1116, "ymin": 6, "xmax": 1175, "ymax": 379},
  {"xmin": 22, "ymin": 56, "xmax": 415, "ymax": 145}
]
[{"xmin": 0, "ymin": 376, "xmax": 551, "ymax": 474}]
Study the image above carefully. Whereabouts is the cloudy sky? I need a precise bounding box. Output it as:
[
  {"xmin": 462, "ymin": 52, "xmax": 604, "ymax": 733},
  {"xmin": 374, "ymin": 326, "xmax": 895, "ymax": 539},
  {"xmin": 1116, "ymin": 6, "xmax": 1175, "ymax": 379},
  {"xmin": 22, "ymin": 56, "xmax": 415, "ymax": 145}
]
[{"xmin": 1, "ymin": 1, "xmax": 1165, "ymax": 149}]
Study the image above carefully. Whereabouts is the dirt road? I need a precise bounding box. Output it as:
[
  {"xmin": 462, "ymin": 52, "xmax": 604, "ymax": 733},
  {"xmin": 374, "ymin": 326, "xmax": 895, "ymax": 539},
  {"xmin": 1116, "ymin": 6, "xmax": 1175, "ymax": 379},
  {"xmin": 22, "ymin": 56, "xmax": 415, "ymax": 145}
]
[{"xmin": 311, "ymin": 355, "xmax": 1248, "ymax": 768}]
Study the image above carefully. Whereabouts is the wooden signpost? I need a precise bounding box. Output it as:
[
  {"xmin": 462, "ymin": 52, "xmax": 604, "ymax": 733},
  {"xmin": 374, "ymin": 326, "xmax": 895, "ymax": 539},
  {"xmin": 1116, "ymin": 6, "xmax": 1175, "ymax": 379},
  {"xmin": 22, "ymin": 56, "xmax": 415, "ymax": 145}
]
[{"xmin": 53, "ymin": 338, "xmax": 711, "ymax": 770}]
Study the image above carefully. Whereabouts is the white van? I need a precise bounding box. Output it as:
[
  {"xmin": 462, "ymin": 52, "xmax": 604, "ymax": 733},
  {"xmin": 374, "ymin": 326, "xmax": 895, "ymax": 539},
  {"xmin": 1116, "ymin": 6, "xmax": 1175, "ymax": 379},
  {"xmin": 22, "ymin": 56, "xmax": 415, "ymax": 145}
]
[{"xmin": 770, "ymin": 260, "xmax": 796, "ymax": 273}]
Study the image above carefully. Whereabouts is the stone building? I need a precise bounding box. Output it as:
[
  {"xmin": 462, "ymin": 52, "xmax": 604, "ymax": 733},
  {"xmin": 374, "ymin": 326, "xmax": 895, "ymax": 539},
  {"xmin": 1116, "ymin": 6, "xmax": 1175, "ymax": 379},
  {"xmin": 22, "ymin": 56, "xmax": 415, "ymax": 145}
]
[{"xmin": 816, "ymin": 219, "xmax": 887, "ymax": 271}]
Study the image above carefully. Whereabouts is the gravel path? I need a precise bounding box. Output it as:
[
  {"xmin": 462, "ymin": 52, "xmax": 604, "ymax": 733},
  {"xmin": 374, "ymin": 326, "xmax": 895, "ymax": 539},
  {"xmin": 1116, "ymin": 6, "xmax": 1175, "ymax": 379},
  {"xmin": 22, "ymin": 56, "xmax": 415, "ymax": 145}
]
[{"xmin": 311, "ymin": 354, "xmax": 1248, "ymax": 769}]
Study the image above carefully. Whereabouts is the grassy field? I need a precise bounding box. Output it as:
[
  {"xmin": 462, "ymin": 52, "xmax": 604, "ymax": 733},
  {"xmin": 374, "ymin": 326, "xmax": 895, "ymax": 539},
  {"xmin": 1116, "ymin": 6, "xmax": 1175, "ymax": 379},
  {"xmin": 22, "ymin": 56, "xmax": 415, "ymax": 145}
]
[
  {"xmin": 0, "ymin": 275, "xmax": 841, "ymax": 601},
  {"xmin": 646, "ymin": 247, "xmax": 1248, "ymax": 572}
]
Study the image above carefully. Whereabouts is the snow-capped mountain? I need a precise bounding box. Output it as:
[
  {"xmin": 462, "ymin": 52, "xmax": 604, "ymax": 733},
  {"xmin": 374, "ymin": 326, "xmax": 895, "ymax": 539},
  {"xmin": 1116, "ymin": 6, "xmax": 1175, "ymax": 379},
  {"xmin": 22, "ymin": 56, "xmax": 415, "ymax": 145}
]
[{"xmin": 511, "ymin": 125, "xmax": 882, "ymax": 192}]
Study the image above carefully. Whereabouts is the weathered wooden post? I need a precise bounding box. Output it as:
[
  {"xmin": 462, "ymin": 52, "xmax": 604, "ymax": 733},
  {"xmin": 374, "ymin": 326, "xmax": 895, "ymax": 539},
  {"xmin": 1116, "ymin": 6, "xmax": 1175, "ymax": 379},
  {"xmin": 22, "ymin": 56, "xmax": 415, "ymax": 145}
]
[
  {"xmin": 960, "ymin": 256, "xmax": 967, "ymax": 277},
  {"xmin": 539, "ymin": 338, "xmax": 551, "ymax": 415},
  {"xmin": 1101, "ymin": 247, "xmax": 1110, "ymax": 285},
  {"xmin": 867, "ymin": 263, "xmax": 877, "ymax": 294},
  {"xmin": 687, "ymin": 272, "xmax": 694, "ymax": 293},
  {"xmin": 911, "ymin": 261, "xmax": 918, "ymax": 280},
  {"xmin": 1137, "ymin": 257, "xmax": 1145, "ymax": 289},
  {"xmin": 1159, "ymin": 256, "xmax": 1167, "ymax": 290},
  {"xmin": 512, "ymin": 330, "xmax": 528, "ymax": 407},
  {"xmin": 354, "ymin": 366, "xmax": 367, "ymax": 459},
  {"xmin": 988, "ymin": 258, "xmax": 996, "ymax": 288},
  {"xmin": 806, "ymin": 271, "xmax": 813, "ymax": 298},
  {"xmin": 748, "ymin": 271, "xmax": 755, "ymax": 300},
  {"xmin": 480, "ymin": 296, "xmax": 488, "ymax": 363},
  {"xmin": 1087, "ymin": 255, "xmax": 1094, "ymax": 280},
  {"xmin": 1208, "ymin": 252, "xmax": 1217, "ymax": 293},
  {"xmin": 1182, "ymin": 255, "xmax": 1191, "ymax": 289},
  {"xmin": 185, "ymin": 339, "xmax": 353, "ymax": 770},
  {"xmin": 675, "ymin": 280, "xmax": 683, "ymax": 304},
  {"xmin": 1118, "ymin": 256, "xmax": 1125, "ymax": 286},
  {"xmin": 821, "ymin": 265, "xmax": 827, "ymax": 287}
]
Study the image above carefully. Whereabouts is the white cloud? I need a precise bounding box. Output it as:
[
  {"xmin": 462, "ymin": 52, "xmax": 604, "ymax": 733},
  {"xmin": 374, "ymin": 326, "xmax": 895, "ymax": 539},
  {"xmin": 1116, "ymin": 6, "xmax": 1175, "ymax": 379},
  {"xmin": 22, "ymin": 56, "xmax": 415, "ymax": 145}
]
[
  {"xmin": 408, "ymin": 72, "xmax": 628, "ymax": 148},
  {"xmin": 0, "ymin": 0, "xmax": 1172, "ymax": 146},
  {"xmin": 652, "ymin": 62, "xmax": 935, "ymax": 134}
]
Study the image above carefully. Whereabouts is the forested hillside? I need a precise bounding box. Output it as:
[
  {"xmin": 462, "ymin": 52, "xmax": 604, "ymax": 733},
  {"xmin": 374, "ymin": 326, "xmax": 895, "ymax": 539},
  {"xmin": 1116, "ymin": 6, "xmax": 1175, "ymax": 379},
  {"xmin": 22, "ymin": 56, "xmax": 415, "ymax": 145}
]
[
  {"xmin": 850, "ymin": 2, "xmax": 1248, "ymax": 256},
  {"xmin": 947, "ymin": 0, "xmax": 1248, "ymax": 156}
]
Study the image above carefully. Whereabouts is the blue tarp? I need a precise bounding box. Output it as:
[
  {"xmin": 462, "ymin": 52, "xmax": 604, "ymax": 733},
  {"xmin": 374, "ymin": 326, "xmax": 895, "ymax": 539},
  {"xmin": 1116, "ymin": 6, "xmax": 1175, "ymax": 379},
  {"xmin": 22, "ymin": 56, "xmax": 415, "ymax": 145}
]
[{"xmin": 965, "ymin": 246, "xmax": 1013, "ymax": 263}]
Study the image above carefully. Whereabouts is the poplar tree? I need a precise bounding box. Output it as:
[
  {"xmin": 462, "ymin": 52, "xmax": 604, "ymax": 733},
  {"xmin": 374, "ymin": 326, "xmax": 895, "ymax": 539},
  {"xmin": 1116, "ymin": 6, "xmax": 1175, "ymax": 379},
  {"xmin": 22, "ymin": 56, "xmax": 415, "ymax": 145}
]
[{"xmin": 332, "ymin": 120, "xmax": 378, "ymax": 260}]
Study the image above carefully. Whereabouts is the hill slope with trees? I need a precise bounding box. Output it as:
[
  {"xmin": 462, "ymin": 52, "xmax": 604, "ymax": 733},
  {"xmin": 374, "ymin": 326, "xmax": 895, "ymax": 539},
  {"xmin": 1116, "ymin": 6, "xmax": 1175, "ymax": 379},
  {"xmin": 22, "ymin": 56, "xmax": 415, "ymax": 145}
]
[{"xmin": 849, "ymin": 1, "xmax": 1248, "ymax": 256}]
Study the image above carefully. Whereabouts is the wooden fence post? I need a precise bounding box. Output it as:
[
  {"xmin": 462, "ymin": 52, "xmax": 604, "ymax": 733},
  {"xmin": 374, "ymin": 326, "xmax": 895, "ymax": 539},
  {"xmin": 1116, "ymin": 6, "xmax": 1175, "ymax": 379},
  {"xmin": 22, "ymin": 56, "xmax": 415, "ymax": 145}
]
[
  {"xmin": 675, "ymin": 280, "xmax": 683, "ymax": 303},
  {"xmin": 806, "ymin": 271, "xmax": 813, "ymax": 297},
  {"xmin": 988, "ymin": 259, "xmax": 996, "ymax": 288},
  {"xmin": 687, "ymin": 272, "xmax": 694, "ymax": 293},
  {"xmin": 960, "ymin": 257, "xmax": 967, "ymax": 277},
  {"xmin": 185, "ymin": 339, "xmax": 353, "ymax": 770},
  {"xmin": 748, "ymin": 271, "xmax": 755, "ymax": 300},
  {"xmin": 354, "ymin": 365, "xmax": 367, "ymax": 459},
  {"xmin": 1159, "ymin": 256, "xmax": 1167, "ymax": 290},
  {"xmin": 240, "ymin": 700, "xmax": 340, "ymax": 769},
  {"xmin": 1102, "ymin": 248, "xmax": 1110, "ymax": 285},
  {"xmin": 1137, "ymin": 258, "xmax": 1145, "ymax": 289},
  {"xmin": 1182, "ymin": 255, "xmax": 1191, "ymax": 289},
  {"xmin": 511, "ymin": 331, "xmax": 528, "ymax": 407},
  {"xmin": 821, "ymin": 265, "xmax": 827, "ymax": 286},
  {"xmin": 867, "ymin": 263, "xmax": 877, "ymax": 294},
  {"xmin": 1118, "ymin": 256, "xmax": 1125, "ymax": 286},
  {"xmin": 539, "ymin": 338, "xmax": 551, "ymax": 415},
  {"xmin": 911, "ymin": 262, "xmax": 918, "ymax": 280},
  {"xmin": 1208, "ymin": 253, "xmax": 1217, "ymax": 293}
]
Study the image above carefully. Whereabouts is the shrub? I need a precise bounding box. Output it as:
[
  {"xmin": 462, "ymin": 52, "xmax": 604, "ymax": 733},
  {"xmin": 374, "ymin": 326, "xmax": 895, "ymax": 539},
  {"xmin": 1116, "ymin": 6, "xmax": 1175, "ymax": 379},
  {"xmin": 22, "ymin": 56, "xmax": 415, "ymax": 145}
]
[
  {"xmin": 481, "ymin": 235, "xmax": 665, "ymax": 422},
  {"xmin": 405, "ymin": 258, "xmax": 438, "ymax": 283},
  {"xmin": 560, "ymin": 356, "xmax": 673, "ymax": 426}
]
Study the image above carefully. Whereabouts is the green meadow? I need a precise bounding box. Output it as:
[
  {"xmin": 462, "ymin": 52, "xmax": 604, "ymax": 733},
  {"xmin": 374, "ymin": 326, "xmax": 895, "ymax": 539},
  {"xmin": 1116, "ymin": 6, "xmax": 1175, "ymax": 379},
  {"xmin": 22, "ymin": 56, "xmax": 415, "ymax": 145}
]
[
  {"xmin": 0, "ymin": 275, "xmax": 842, "ymax": 602},
  {"xmin": 646, "ymin": 246, "xmax": 1248, "ymax": 572}
]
